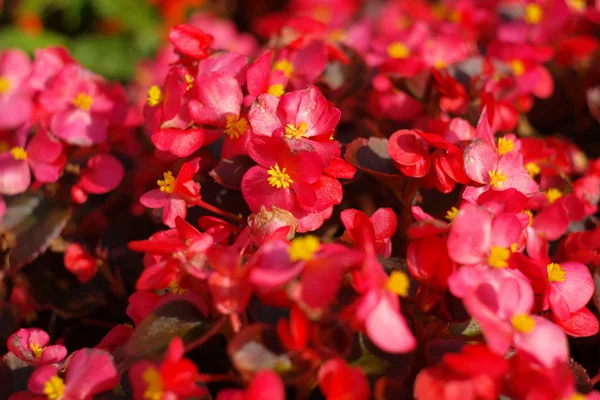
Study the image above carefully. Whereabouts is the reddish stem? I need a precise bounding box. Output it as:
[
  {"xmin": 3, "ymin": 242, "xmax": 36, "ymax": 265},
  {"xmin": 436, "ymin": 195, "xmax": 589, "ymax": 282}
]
[{"xmin": 196, "ymin": 199, "xmax": 245, "ymax": 224}]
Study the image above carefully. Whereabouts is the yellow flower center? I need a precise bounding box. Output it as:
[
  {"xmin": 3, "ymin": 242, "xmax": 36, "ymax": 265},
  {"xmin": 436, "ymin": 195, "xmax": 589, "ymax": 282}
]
[
  {"xmin": 284, "ymin": 121, "xmax": 308, "ymax": 139},
  {"xmin": 547, "ymin": 262, "xmax": 566, "ymax": 283},
  {"xmin": 488, "ymin": 169, "xmax": 507, "ymax": 188},
  {"xmin": 511, "ymin": 313, "xmax": 535, "ymax": 333},
  {"xmin": 267, "ymin": 164, "xmax": 293, "ymax": 189},
  {"xmin": 185, "ymin": 74, "xmax": 194, "ymax": 91},
  {"xmin": 43, "ymin": 376, "xmax": 65, "ymax": 400},
  {"xmin": 142, "ymin": 366, "xmax": 164, "ymax": 400},
  {"xmin": 267, "ymin": 84, "xmax": 285, "ymax": 97},
  {"xmin": 169, "ymin": 280, "xmax": 187, "ymax": 295},
  {"xmin": 510, "ymin": 59, "xmax": 526, "ymax": 76},
  {"xmin": 488, "ymin": 246, "xmax": 511, "ymax": 268},
  {"xmin": 525, "ymin": 162, "xmax": 541, "ymax": 177},
  {"xmin": 569, "ymin": 393, "xmax": 587, "ymax": 400},
  {"xmin": 545, "ymin": 188, "xmax": 563, "ymax": 204},
  {"xmin": 568, "ymin": 0, "xmax": 587, "ymax": 11},
  {"xmin": 0, "ymin": 77, "xmax": 10, "ymax": 94},
  {"xmin": 147, "ymin": 85, "xmax": 164, "ymax": 107},
  {"xmin": 523, "ymin": 210, "xmax": 533, "ymax": 226},
  {"xmin": 30, "ymin": 342, "xmax": 45, "ymax": 358},
  {"xmin": 448, "ymin": 10, "xmax": 461, "ymax": 22},
  {"xmin": 224, "ymin": 115, "xmax": 249, "ymax": 139},
  {"xmin": 524, "ymin": 3, "xmax": 543, "ymax": 24},
  {"xmin": 434, "ymin": 60, "xmax": 447, "ymax": 69},
  {"xmin": 445, "ymin": 206, "xmax": 459, "ymax": 222},
  {"xmin": 387, "ymin": 42, "xmax": 411, "ymax": 59},
  {"xmin": 289, "ymin": 235, "xmax": 320, "ymax": 262},
  {"xmin": 313, "ymin": 5, "xmax": 332, "ymax": 23},
  {"xmin": 10, "ymin": 146, "xmax": 27, "ymax": 160},
  {"xmin": 157, "ymin": 171, "xmax": 176, "ymax": 194},
  {"xmin": 72, "ymin": 93, "xmax": 93, "ymax": 111},
  {"xmin": 386, "ymin": 271, "xmax": 410, "ymax": 297},
  {"xmin": 497, "ymin": 137, "xmax": 515, "ymax": 155},
  {"xmin": 273, "ymin": 59, "xmax": 294, "ymax": 78}
]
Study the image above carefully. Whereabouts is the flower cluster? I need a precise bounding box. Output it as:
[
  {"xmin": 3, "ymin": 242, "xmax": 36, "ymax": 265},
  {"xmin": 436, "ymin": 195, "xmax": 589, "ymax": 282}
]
[{"xmin": 3, "ymin": 1, "xmax": 600, "ymax": 399}]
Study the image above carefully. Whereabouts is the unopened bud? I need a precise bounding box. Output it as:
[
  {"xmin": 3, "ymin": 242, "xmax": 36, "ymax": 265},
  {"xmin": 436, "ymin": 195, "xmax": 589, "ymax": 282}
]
[{"xmin": 248, "ymin": 206, "xmax": 297, "ymax": 244}]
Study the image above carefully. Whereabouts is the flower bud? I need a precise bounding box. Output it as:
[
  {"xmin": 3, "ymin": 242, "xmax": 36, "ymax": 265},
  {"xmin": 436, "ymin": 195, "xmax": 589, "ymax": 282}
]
[
  {"xmin": 248, "ymin": 206, "xmax": 297, "ymax": 244},
  {"xmin": 64, "ymin": 243, "xmax": 97, "ymax": 283}
]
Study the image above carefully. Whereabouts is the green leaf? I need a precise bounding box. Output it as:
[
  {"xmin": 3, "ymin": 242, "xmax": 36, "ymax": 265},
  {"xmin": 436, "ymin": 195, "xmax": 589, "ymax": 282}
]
[
  {"xmin": 2, "ymin": 194, "xmax": 71, "ymax": 272},
  {"xmin": 0, "ymin": 28, "xmax": 69, "ymax": 54},
  {"xmin": 126, "ymin": 299, "xmax": 212, "ymax": 361},
  {"xmin": 450, "ymin": 318, "xmax": 483, "ymax": 337},
  {"xmin": 69, "ymin": 34, "xmax": 136, "ymax": 81}
]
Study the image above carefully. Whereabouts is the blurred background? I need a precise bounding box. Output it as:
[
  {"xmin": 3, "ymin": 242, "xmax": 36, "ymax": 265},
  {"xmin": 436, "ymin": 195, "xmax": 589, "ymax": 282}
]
[{"xmin": 0, "ymin": 0, "xmax": 280, "ymax": 82}]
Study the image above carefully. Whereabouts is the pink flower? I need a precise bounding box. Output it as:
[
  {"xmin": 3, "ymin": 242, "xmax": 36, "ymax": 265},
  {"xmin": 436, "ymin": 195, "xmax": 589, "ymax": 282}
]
[
  {"xmin": 24, "ymin": 348, "xmax": 119, "ymax": 399},
  {"xmin": 187, "ymin": 71, "xmax": 250, "ymax": 159},
  {"xmin": 140, "ymin": 158, "xmax": 202, "ymax": 228},
  {"xmin": 189, "ymin": 12, "xmax": 258, "ymax": 55},
  {"xmin": 344, "ymin": 211, "xmax": 416, "ymax": 353},
  {"xmin": 39, "ymin": 65, "xmax": 114, "ymax": 146},
  {"xmin": 71, "ymin": 153, "xmax": 125, "ymax": 204},
  {"xmin": 0, "ymin": 127, "xmax": 65, "ymax": 195},
  {"xmin": 64, "ymin": 243, "xmax": 97, "ymax": 283},
  {"xmin": 246, "ymin": 51, "xmax": 289, "ymax": 102},
  {"xmin": 463, "ymin": 108, "xmax": 538, "ymax": 201},
  {"xmin": 341, "ymin": 208, "xmax": 397, "ymax": 257},
  {"xmin": 0, "ymin": 50, "xmax": 33, "ymax": 130},
  {"xmin": 447, "ymin": 202, "xmax": 527, "ymax": 269},
  {"xmin": 241, "ymin": 134, "xmax": 343, "ymax": 232},
  {"xmin": 513, "ymin": 252, "xmax": 598, "ymax": 337},
  {"xmin": 449, "ymin": 267, "xmax": 568, "ymax": 368},
  {"xmin": 7, "ymin": 328, "xmax": 67, "ymax": 366},
  {"xmin": 248, "ymin": 86, "xmax": 341, "ymax": 166},
  {"xmin": 168, "ymin": 24, "xmax": 214, "ymax": 60}
]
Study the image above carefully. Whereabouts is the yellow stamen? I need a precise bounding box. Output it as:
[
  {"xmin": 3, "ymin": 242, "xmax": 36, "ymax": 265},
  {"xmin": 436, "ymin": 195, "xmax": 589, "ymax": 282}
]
[
  {"xmin": 142, "ymin": 366, "xmax": 164, "ymax": 400},
  {"xmin": 10, "ymin": 146, "xmax": 27, "ymax": 160},
  {"xmin": 184, "ymin": 74, "xmax": 194, "ymax": 91},
  {"xmin": 386, "ymin": 271, "xmax": 410, "ymax": 297},
  {"xmin": 30, "ymin": 342, "xmax": 44, "ymax": 358},
  {"xmin": 267, "ymin": 164, "xmax": 293, "ymax": 189},
  {"xmin": 445, "ymin": 206, "xmax": 459, "ymax": 222},
  {"xmin": 147, "ymin": 85, "xmax": 164, "ymax": 107},
  {"xmin": 569, "ymin": 393, "xmax": 587, "ymax": 400},
  {"xmin": 523, "ymin": 210, "xmax": 533, "ymax": 226},
  {"xmin": 224, "ymin": 115, "xmax": 249, "ymax": 139},
  {"xmin": 0, "ymin": 77, "xmax": 10, "ymax": 94},
  {"xmin": 387, "ymin": 42, "xmax": 411, "ymax": 59},
  {"xmin": 434, "ymin": 60, "xmax": 447, "ymax": 69},
  {"xmin": 497, "ymin": 137, "xmax": 515, "ymax": 155},
  {"xmin": 488, "ymin": 169, "xmax": 507, "ymax": 188},
  {"xmin": 547, "ymin": 263, "xmax": 566, "ymax": 283},
  {"xmin": 267, "ymin": 84, "xmax": 285, "ymax": 97},
  {"xmin": 524, "ymin": 3, "xmax": 543, "ymax": 24},
  {"xmin": 525, "ymin": 162, "xmax": 540, "ymax": 177},
  {"xmin": 510, "ymin": 243, "xmax": 518, "ymax": 253},
  {"xmin": 510, "ymin": 59, "xmax": 526, "ymax": 76},
  {"xmin": 169, "ymin": 280, "xmax": 187, "ymax": 295},
  {"xmin": 72, "ymin": 93, "xmax": 93, "ymax": 111},
  {"xmin": 568, "ymin": 0, "xmax": 587, "ymax": 11},
  {"xmin": 289, "ymin": 235, "xmax": 320, "ymax": 262},
  {"xmin": 488, "ymin": 246, "xmax": 511, "ymax": 268},
  {"xmin": 284, "ymin": 121, "xmax": 308, "ymax": 139},
  {"xmin": 157, "ymin": 171, "xmax": 176, "ymax": 194},
  {"xmin": 43, "ymin": 376, "xmax": 65, "ymax": 400},
  {"xmin": 545, "ymin": 188, "xmax": 563, "ymax": 204},
  {"xmin": 273, "ymin": 59, "xmax": 294, "ymax": 78},
  {"xmin": 511, "ymin": 313, "xmax": 535, "ymax": 333}
]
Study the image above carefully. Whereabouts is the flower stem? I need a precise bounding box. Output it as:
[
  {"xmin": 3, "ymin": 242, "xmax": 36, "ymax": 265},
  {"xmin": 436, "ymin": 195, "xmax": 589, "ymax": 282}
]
[{"xmin": 196, "ymin": 199, "xmax": 245, "ymax": 224}]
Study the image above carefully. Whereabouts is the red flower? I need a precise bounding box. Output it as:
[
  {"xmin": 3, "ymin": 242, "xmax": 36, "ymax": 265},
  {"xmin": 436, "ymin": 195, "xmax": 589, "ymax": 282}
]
[
  {"xmin": 64, "ymin": 243, "xmax": 97, "ymax": 283},
  {"xmin": 414, "ymin": 344, "xmax": 509, "ymax": 400},
  {"xmin": 139, "ymin": 157, "xmax": 202, "ymax": 228},
  {"xmin": 130, "ymin": 336, "xmax": 207, "ymax": 400},
  {"xmin": 168, "ymin": 24, "xmax": 214, "ymax": 60},
  {"xmin": 318, "ymin": 358, "xmax": 370, "ymax": 400},
  {"xmin": 388, "ymin": 129, "xmax": 470, "ymax": 193}
]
